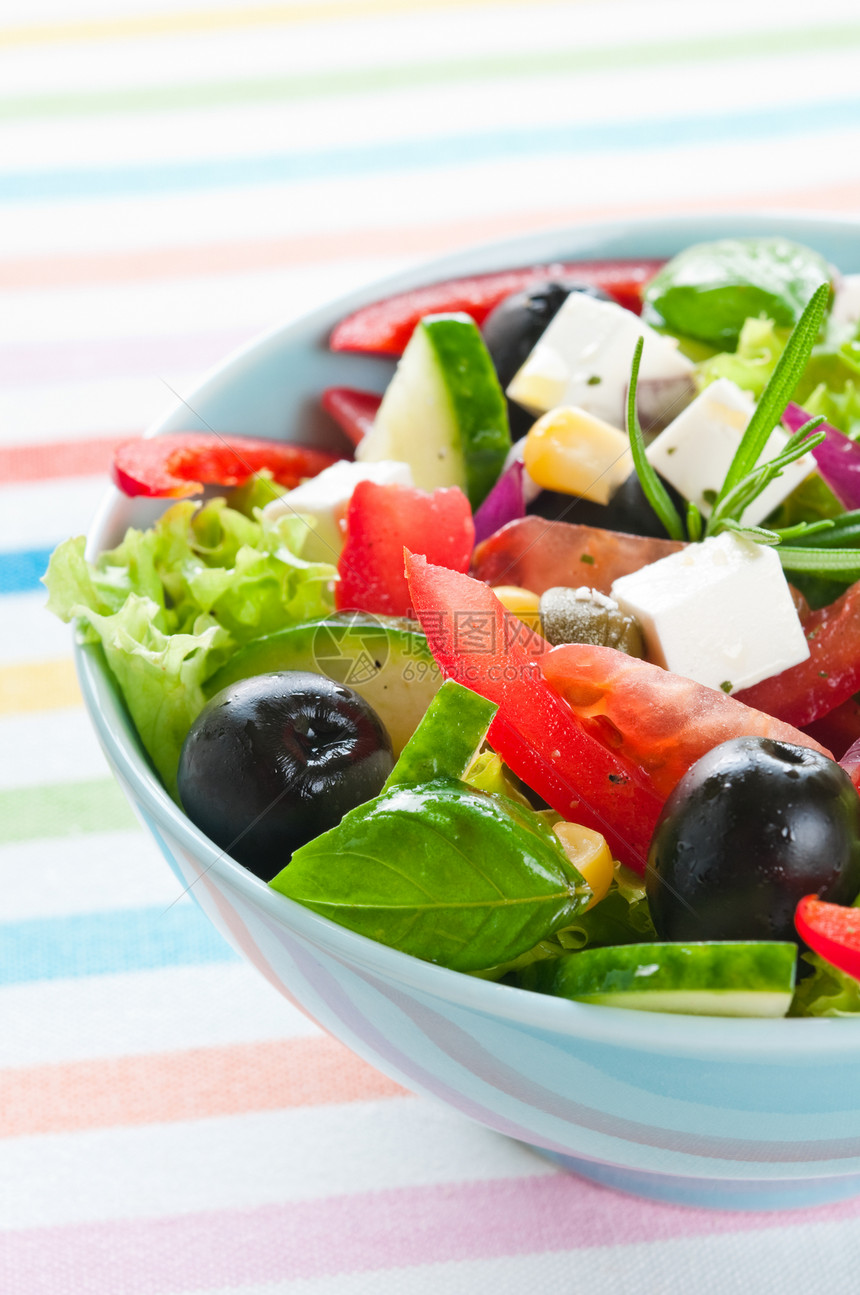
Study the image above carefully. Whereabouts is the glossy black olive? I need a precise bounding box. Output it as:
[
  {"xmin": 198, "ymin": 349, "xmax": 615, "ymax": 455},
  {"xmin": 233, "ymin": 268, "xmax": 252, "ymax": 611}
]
[
  {"xmin": 527, "ymin": 468, "xmax": 687, "ymax": 540},
  {"xmin": 646, "ymin": 737, "xmax": 860, "ymax": 943},
  {"xmin": 177, "ymin": 671, "xmax": 393, "ymax": 880},
  {"xmin": 481, "ymin": 281, "xmax": 612, "ymax": 440}
]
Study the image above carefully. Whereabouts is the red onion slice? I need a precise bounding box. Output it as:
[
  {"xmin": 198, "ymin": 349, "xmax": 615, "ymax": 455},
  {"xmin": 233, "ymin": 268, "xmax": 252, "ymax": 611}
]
[
  {"xmin": 472, "ymin": 459, "xmax": 526, "ymax": 545},
  {"xmin": 783, "ymin": 401, "xmax": 860, "ymax": 511}
]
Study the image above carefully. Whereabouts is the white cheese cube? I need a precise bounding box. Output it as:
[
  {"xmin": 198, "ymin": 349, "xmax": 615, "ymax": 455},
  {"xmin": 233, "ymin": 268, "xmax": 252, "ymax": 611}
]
[
  {"xmin": 611, "ymin": 532, "xmax": 809, "ymax": 694},
  {"xmin": 263, "ymin": 459, "xmax": 413, "ymax": 561},
  {"xmin": 506, "ymin": 292, "xmax": 693, "ymax": 429},
  {"xmin": 831, "ymin": 273, "xmax": 860, "ymax": 330},
  {"xmin": 646, "ymin": 377, "xmax": 816, "ymax": 526}
]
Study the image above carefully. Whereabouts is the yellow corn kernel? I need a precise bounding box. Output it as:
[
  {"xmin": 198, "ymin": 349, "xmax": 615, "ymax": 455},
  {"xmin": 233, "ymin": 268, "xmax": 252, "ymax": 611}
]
[
  {"xmin": 491, "ymin": 584, "xmax": 542, "ymax": 633},
  {"xmin": 553, "ymin": 822, "xmax": 614, "ymax": 910},
  {"xmin": 522, "ymin": 405, "xmax": 633, "ymax": 504}
]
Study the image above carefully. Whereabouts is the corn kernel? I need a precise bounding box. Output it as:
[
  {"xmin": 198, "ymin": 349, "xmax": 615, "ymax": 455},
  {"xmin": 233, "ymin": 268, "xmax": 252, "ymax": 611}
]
[
  {"xmin": 553, "ymin": 822, "xmax": 614, "ymax": 910},
  {"xmin": 492, "ymin": 585, "xmax": 542, "ymax": 633},
  {"xmin": 522, "ymin": 405, "xmax": 633, "ymax": 504}
]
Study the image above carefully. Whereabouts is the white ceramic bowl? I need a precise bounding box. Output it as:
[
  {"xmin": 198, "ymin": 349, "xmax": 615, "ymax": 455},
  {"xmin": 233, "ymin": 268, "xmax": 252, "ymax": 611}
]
[{"xmin": 78, "ymin": 213, "xmax": 860, "ymax": 1212}]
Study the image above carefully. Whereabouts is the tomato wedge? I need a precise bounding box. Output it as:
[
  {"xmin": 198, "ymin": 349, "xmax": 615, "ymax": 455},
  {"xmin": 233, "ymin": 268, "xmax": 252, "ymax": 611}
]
[
  {"xmin": 330, "ymin": 259, "xmax": 665, "ymax": 356},
  {"xmin": 320, "ymin": 387, "xmax": 381, "ymax": 447},
  {"xmin": 112, "ymin": 433, "xmax": 341, "ymax": 499},
  {"xmin": 405, "ymin": 553, "xmax": 663, "ymax": 873},
  {"xmin": 735, "ymin": 579, "xmax": 860, "ymax": 728},
  {"xmin": 471, "ymin": 516, "xmax": 684, "ymax": 596},
  {"xmin": 539, "ymin": 643, "xmax": 831, "ymax": 802},
  {"xmin": 795, "ymin": 895, "xmax": 860, "ymax": 981},
  {"xmin": 337, "ymin": 482, "xmax": 474, "ymax": 618}
]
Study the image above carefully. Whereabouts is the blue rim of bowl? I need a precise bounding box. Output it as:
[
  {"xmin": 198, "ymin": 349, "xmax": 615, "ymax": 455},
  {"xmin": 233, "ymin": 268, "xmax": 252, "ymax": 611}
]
[{"xmin": 76, "ymin": 210, "xmax": 860, "ymax": 1058}]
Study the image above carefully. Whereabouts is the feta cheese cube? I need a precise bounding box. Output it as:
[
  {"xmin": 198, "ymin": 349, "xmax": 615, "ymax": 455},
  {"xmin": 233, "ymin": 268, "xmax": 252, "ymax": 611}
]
[
  {"xmin": 646, "ymin": 377, "xmax": 816, "ymax": 527},
  {"xmin": 506, "ymin": 292, "xmax": 693, "ymax": 428},
  {"xmin": 611, "ymin": 532, "xmax": 809, "ymax": 694},
  {"xmin": 263, "ymin": 459, "xmax": 413, "ymax": 561}
]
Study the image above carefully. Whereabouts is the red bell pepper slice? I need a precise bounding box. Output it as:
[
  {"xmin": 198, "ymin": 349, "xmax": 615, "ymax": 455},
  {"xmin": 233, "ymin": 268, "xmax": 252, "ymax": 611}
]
[
  {"xmin": 320, "ymin": 387, "xmax": 382, "ymax": 447},
  {"xmin": 112, "ymin": 433, "xmax": 341, "ymax": 499},
  {"xmin": 405, "ymin": 553, "xmax": 663, "ymax": 873},
  {"xmin": 735, "ymin": 579, "xmax": 860, "ymax": 728},
  {"xmin": 795, "ymin": 895, "xmax": 860, "ymax": 981},
  {"xmin": 330, "ymin": 259, "xmax": 665, "ymax": 356},
  {"xmin": 539, "ymin": 643, "xmax": 831, "ymax": 802},
  {"xmin": 471, "ymin": 516, "xmax": 685, "ymax": 596},
  {"xmin": 337, "ymin": 482, "xmax": 474, "ymax": 618}
]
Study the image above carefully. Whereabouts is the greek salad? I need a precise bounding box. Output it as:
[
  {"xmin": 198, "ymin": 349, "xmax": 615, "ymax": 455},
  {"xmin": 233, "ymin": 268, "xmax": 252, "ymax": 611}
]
[{"xmin": 45, "ymin": 234, "xmax": 860, "ymax": 1018}]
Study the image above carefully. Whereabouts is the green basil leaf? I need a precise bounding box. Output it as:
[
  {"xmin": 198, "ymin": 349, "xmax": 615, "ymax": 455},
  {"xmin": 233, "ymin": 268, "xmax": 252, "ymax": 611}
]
[
  {"xmin": 271, "ymin": 778, "xmax": 588, "ymax": 972},
  {"xmin": 642, "ymin": 237, "xmax": 832, "ymax": 349}
]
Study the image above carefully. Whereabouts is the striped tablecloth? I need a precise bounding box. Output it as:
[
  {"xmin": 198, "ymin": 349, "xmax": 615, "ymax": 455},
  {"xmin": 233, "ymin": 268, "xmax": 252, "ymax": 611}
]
[{"xmin": 4, "ymin": 2, "xmax": 860, "ymax": 1290}]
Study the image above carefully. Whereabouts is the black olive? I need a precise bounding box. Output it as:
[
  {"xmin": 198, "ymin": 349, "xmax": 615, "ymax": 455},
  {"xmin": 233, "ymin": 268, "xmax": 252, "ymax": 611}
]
[
  {"xmin": 177, "ymin": 671, "xmax": 393, "ymax": 881},
  {"xmin": 527, "ymin": 469, "xmax": 688, "ymax": 540},
  {"xmin": 646, "ymin": 737, "xmax": 860, "ymax": 943},
  {"xmin": 481, "ymin": 281, "xmax": 612, "ymax": 441}
]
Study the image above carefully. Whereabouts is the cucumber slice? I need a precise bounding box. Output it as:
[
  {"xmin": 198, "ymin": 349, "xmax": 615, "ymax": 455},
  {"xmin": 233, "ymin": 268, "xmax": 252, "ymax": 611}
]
[
  {"xmin": 519, "ymin": 941, "xmax": 797, "ymax": 1017},
  {"xmin": 384, "ymin": 679, "xmax": 498, "ymax": 790},
  {"xmin": 204, "ymin": 613, "xmax": 441, "ymax": 755},
  {"xmin": 356, "ymin": 313, "xmax": 511, "ymax": 509}
]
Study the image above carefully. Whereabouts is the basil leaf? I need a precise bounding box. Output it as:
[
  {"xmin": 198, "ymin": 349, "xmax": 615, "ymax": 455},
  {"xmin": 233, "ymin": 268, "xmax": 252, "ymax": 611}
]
[
  {"xmin": 642, "ymin": 237, "xmax": 832, "ymax": 349},
  {"xmin": 271, "ymin": 778, "xmax": 588, "ymax": 972}
]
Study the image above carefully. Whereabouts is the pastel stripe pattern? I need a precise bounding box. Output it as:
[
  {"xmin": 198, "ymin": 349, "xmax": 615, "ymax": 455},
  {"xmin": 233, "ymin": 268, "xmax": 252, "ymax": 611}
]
[{"xmin": 5, "ymin": 0, "xmax": 860, "ymax": 1289}]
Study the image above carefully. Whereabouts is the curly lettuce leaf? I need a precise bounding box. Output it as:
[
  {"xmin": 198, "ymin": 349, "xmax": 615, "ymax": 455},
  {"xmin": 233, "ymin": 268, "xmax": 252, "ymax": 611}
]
[
  {"xmin": 789, "ymin": 952, "xmax": 860, "ymax": 1017},
  {"xmin": 76, "ymin": 597, "xmax": 233, "ymax": 798},
  {"xmin": 44, "ymin": 496, "xmax": 336, "ymax": 797},
  {"xmin": 696, "ymin": 316, "xmax": 788, "ymax": 400},
  {"xmin": 804, "ymin": 379, "xmax": 860, "ymax": 440}
]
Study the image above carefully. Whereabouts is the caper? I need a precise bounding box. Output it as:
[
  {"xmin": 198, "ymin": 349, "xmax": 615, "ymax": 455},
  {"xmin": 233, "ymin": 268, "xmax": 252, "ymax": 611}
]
[{"xmin": 539, "ymin": 586, "xmax": 644, "ymax": 656}]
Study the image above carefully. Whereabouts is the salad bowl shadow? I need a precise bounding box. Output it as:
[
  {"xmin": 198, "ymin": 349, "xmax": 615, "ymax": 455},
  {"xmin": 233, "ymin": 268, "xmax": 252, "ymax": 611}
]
[{"xmin": 78, "ymin": 212, "xmax": 860, "ymax": 1213}]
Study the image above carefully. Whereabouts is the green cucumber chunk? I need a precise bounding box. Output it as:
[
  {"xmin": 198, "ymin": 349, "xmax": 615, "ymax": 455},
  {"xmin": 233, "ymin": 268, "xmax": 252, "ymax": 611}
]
[
  {"xmin": 356, "ymin": 312, "xmax": 510, "ymax": 508},
  {"xmin": 205, "ymin": 613, "xmax": 441, "ymax": 755},
  {"xmin": 518, "ymin": 941, "xmax": 797, "ymax": 1017},
  {"xmin": 384, "ymin": 679, "xmax": 498, "ymax": 791},
  {"xmin": 642, "ymin": 237, "xmax": 832, "ymax": 349}
]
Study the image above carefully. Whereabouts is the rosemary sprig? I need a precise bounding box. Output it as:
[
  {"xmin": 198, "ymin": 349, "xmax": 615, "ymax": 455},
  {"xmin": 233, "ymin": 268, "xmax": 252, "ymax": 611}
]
[
  {"xmin": 711, "ymin": 281, "xmax": 830, "ymax": 511},
  {"xmin": 704, "ymin": 418, "xmax": 825, "ymax": 539},
  {"xmin": 776, "ymin": 546, "xmax": 860, "ymax": 580},
  {"xmin": 626, "ymin": 336, "xmax": 685, "ymax": 542},
  {"xmin": 625, "ymin": 281, "xmax": 860, "ymax": 581}
]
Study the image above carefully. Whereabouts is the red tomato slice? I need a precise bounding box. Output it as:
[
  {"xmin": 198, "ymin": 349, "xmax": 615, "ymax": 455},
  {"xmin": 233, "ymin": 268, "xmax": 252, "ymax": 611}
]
[
  {"xmin": 336, "ymin": 482, "xmax": 474, "ymax": 618},
  {"xmin": 330, "ymin": 260, "xmax": 665, "ymax": 356},
  {"xmin": 735, "ymin": 580, "xmax": 860, "ymax": 728},
  {"xmin": 795, "ymin": 895, "xmax": 860, "ymax": 981},
  {"xmin": 471, "ymin": 516, "xmax": 684, "ymax": 596},
  {"xmin": 320, "ymin": 387, "xmax": 381, "ymax": 447},
  {"xmin": 802, "ymin": 695, "xmax": 860, "ymax": 762},
  {"xmin": 112, "ymin": 433, "xmax": 341, "ymax": 499},
  {"xmin": 405, "ymin": 553, "xmax": 663, "ymax": 873},
  {"xmin": 539, "ymin": 643, "xmax": 831, "ymax": 802}
]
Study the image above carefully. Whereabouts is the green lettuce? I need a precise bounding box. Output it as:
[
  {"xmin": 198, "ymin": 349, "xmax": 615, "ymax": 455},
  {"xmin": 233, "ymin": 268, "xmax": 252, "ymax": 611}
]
[
  {"xmin": 695, "ymin": 315, "xmax": 788, "ymax": 399},
  {"xmin": 789, "ymin": 952, "xmax": 860, "ymax": 1017},
  {"xmin": 696, "ymin": 313, "xmax": 860, "ymax": 438},
  {"xmin": 44, "ymin": 496, "xmax": 336, "ymax": 797}
]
